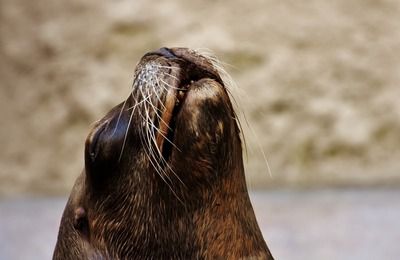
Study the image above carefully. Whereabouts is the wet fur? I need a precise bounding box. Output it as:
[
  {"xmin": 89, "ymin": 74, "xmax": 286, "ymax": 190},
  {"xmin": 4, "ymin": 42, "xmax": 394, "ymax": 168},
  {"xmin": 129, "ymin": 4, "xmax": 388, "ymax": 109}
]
[{"xmin": 53, "ymin": 48, "xmax": 273, "ymax": 260}]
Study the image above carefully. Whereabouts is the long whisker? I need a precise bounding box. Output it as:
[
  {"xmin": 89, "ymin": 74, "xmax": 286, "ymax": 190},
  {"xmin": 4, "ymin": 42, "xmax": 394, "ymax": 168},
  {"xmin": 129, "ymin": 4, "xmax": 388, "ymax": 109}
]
[
  {"xmin": 139, "ymin": 71, "xmax": 186, "ymax": 188},
  {"xmin": 153, "ymin": 65, "xmax": 180, "ymax": 70},
  {"xmin": 112, "ymin": 97, "xmax": 128, "ymax": 136},
  {"xmin": 138, "ymin": 99, "xmax": 186, "ymax": 199},
  {"xmin": 160, "ymin": 71, "xmax": 179, "ymax": 81},
  {"xmin": 140, "ymin": 109, "xmax": 185, "ymax": 187},
  {"xmin": 195, "ymin": 49, "xmax": 273, "ymax": 178},
  {"xmin": 118, "ymin": 97, "xmax": 137, "ymax": 162},
  {"xmin": 159, "ymin": 78, "xmax": 178, "ymax": 90}
]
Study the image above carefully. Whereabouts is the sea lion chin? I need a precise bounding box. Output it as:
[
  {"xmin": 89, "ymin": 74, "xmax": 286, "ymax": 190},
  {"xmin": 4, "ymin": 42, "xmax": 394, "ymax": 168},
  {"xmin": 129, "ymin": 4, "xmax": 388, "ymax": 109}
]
[{"xmin": 53, "ymin": 47, "xmax": 274, "ymax": 260}]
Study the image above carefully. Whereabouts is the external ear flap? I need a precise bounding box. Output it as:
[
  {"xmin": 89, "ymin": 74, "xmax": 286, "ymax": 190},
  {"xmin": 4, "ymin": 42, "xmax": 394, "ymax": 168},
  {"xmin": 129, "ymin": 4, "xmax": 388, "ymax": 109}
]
[{"xmin": 73, "ymin": 207, "xmax": 89, "ymax": 238}]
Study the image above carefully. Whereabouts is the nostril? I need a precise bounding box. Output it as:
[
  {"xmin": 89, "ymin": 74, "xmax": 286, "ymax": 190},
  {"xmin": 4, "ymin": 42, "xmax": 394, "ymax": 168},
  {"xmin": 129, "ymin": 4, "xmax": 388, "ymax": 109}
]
[
  {"xmin": 144, "ymin": 47, "xmax": 176, "ymax": 59},
  {"xmin": 157, "ymin": 47, "xmax": 176, "ymax": 58}
]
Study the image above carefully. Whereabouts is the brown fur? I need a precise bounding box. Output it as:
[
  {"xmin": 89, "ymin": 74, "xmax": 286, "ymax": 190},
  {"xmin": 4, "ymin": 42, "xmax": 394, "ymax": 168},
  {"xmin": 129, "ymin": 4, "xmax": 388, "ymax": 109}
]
[{"xmin": 53, "ymin": 47, "xmax": 273, "ymax": 259}]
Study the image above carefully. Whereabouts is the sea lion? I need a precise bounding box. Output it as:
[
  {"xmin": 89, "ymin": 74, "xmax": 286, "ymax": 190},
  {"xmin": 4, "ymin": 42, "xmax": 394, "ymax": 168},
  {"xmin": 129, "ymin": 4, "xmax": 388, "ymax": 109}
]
[{"xmin": 53, "ymin": 47, "xmax": 274, "ymax": 259}]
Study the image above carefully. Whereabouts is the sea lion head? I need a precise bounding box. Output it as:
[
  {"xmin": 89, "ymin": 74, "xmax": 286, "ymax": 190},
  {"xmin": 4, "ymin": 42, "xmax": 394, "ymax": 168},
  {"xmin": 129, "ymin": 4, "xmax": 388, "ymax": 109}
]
[{"xmin": 53, "ymin": 47, "xmax": 273, "ymax": 259}]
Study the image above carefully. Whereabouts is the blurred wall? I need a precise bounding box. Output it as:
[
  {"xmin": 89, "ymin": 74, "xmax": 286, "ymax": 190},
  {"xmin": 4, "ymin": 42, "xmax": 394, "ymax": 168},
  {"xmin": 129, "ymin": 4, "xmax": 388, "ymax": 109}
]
[{"xmin": 1, "ymin": 0, "xmax": 399, "ymax": 196}]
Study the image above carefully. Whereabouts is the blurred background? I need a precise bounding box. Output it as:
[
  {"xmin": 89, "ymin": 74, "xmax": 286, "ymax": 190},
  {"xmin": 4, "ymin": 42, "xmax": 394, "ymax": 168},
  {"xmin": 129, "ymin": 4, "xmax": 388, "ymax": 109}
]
[{"xmin": 1, "ymin": 0, "xmax": 399, "ymax": 259}]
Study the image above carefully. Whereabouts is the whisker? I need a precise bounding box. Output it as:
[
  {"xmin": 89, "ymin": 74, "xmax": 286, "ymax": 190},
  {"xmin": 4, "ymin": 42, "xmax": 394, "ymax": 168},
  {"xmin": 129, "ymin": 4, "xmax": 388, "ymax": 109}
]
[
  {"xmin": 153, "ymin": 65, "xmax": 180, "ymax": 70},
  {"xmin": 112, "ymin": 97, "xmax": 128, "ymax": 136},
  {"xmin": 137, "ymin": 76, "xmax": 185, "ymax": 187},
  {"xmin": 198, "ymin": 49, "xmax": 272, "ymax": 178},
  {"xmin": 138, "ymin": 104, "xmax": 186, "ymax": 197},
  {"xmin": 160, "ymin": 71, "xmax": 179, "ymax": 81},
  {"xmin": 126, "ymin": 95, "xmax": 151, "ymax": 111},
  {"xmin": 159, "ymin": 78, "xmax": 178, "ymax": 90},
  {"xmin": 118, "ymin": 97, "xmax": 137, "ymax": 162},
  {"xmin": 144, "ymin": 100, "xmax": 181, "ymax": 150},
  {"xmin": 145, "ymin": 93, "xmax": 173, "ymax": 133}
]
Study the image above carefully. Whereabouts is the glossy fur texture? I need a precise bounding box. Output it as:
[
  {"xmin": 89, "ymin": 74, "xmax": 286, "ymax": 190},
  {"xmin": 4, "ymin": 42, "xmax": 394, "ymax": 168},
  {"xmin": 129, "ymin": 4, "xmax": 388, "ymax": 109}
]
[{"xmin": 53, "ymin": 47, "xmax": 273, "ymax": 260}]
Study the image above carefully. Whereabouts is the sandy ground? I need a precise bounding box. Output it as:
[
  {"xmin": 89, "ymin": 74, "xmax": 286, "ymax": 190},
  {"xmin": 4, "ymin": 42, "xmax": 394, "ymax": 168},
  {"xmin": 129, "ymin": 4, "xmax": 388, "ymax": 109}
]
[
  {"xmin": 1, "ymin": 189, "xmax": 399, "ymax": 260},
  {"xmin": 1, "ymin": 0, "xmax": 400, "ymax": 195}
]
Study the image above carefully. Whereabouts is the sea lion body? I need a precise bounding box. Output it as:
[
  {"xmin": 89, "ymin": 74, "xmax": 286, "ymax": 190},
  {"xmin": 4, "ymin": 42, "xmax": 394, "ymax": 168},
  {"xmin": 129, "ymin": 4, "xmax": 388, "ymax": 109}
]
[{"xmin": 53, "ymin": 47, "xmax": 273, "ymax": 259}]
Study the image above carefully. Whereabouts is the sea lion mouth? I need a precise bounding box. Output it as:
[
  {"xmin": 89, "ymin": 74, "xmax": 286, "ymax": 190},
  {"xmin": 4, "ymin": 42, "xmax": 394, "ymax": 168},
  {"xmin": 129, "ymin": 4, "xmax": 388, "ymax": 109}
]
[{"xmin": 131, "ymin": 47, "xmax": 224, "ymax": 162}]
